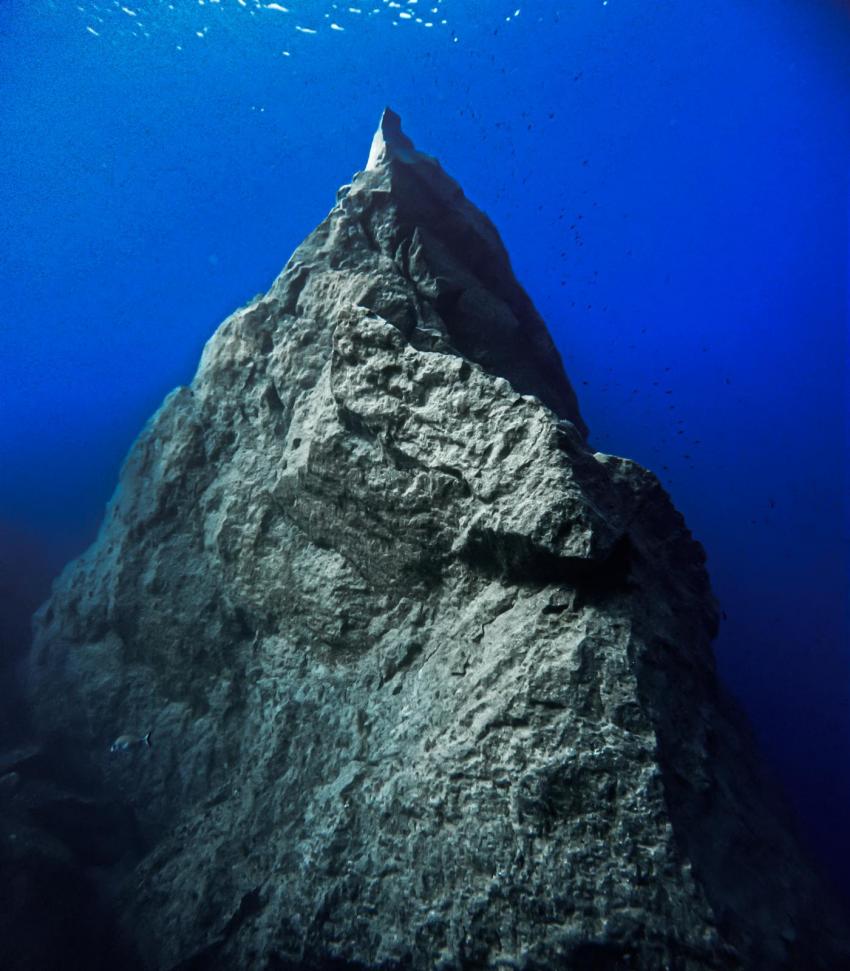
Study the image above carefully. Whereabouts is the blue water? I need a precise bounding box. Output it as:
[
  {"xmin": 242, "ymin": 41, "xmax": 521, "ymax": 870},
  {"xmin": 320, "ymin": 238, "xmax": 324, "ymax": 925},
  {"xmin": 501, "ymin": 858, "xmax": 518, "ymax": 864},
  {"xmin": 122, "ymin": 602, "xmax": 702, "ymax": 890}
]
[{"xmin": 1, "ymin": 0, "xmax": 848, "ymax": 900}]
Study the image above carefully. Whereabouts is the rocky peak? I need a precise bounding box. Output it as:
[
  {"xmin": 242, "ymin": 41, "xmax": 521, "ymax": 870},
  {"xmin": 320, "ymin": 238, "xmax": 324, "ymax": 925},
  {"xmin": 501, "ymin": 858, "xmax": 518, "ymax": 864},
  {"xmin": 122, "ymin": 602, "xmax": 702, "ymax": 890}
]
[
  {"xmin": 26, "ymin": 112, "xmax": 850, "ymax": 971},
  {"xmin": 273, "ymin": 107, "xmax": 588, "ymax": 436},
  {"xmin": 365, "ymin": 106, "xmax": 419, "ymax": 170}
]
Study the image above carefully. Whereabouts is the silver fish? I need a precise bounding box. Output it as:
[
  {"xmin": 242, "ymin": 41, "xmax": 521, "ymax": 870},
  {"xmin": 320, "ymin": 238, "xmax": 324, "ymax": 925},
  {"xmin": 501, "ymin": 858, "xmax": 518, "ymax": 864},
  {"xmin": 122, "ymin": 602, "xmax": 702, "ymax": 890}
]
[{"xmin": 109, "ymin": 731, "xmax": 152, "ymax": 753}]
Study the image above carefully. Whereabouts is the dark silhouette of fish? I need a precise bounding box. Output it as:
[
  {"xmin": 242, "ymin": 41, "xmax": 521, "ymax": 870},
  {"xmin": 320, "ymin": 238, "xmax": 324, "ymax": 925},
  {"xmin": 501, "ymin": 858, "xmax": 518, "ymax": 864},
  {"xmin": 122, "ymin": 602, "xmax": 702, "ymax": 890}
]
[{"xmin": 110, "ymin": 731, "xmax": 152, "ymax": 753}]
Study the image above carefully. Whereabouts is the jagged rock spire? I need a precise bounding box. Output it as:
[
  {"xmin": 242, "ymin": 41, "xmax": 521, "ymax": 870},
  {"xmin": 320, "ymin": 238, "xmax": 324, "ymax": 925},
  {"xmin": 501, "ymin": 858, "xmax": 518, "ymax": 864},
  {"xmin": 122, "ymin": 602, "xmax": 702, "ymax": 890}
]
[
  {"xmin": 323, "ymin": 108, "xmax": 591, "ymax": 437},
  {"xmin": 27, "ymin": 113, "xmax": 850, "ymax": 971},
  {"xmin": 365, "ymin": 106, "xmax": 418, "ymax": 170}
]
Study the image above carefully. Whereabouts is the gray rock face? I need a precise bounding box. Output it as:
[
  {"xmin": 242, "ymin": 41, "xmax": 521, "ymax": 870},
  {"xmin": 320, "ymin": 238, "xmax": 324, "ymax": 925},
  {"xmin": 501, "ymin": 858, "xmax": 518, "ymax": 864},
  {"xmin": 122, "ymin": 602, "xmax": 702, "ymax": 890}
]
[{"xmin": 29, "ymin": 110, "xmax": 848, "ymax": 970}]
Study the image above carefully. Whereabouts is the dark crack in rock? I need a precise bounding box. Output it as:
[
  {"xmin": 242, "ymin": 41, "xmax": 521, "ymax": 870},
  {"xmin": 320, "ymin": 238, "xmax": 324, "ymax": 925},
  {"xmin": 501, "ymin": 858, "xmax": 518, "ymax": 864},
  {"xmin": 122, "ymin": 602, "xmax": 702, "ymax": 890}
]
[{"xmin": 28, "ymin": 108, "xmax": 850, "ymax": 971}]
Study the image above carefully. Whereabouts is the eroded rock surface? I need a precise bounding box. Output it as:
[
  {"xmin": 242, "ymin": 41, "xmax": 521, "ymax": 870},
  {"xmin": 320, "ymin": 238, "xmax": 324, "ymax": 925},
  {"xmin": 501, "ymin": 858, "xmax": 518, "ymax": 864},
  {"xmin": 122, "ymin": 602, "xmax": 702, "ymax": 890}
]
[{"xmin": 29, "ymin": 110, "xmax": 849, "ymax": 970}]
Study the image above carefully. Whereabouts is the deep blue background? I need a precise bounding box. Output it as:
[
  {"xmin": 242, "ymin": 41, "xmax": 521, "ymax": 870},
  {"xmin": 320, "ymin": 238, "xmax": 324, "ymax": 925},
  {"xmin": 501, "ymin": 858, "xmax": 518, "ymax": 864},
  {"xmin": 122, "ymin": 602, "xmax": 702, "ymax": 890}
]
[{"xmin": 1, "ymin": 0, "xmax": 848, "ymax": 899}]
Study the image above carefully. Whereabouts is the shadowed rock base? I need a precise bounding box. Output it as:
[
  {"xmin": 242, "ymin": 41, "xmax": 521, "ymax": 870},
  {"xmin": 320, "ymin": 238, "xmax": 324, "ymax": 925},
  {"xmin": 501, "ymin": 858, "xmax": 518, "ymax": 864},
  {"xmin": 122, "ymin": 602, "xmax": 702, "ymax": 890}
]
[
  {"xmin": 28, "ymin": 110, "xmax": 850, "ymax": 970},
  {"xmin": 0, "ymin": 743, "xmax": 143, "ymax": 971}
]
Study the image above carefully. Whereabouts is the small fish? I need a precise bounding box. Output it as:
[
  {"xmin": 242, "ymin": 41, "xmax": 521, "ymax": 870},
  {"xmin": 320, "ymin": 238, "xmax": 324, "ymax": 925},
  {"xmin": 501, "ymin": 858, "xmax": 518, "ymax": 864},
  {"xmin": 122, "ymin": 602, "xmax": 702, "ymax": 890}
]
[
  {"xmin": 0, "ymin": 770, "xmax": 20, "ymax": 794},
  {"xmin": 110, "ymin": 731, "xmax": 152, "ymax": 754}
]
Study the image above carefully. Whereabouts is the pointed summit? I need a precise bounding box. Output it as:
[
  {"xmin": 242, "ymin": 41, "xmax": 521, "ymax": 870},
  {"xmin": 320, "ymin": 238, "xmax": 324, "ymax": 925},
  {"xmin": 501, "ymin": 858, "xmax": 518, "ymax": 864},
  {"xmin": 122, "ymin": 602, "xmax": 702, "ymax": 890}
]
[
  {"xmin": 365, "ymin": 106, "xmax": 418, "ymax": 170},
  {"xmin": 324, "ymin": 108, "xmax": 589, "ymax": 436}
]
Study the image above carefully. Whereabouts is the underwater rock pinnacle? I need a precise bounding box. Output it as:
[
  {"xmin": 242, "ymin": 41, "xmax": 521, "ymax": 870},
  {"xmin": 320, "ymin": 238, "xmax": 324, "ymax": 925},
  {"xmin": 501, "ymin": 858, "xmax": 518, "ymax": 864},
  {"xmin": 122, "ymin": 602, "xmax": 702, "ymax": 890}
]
[{"xmin": 29, "ymin": 110, "xmax": 849, "ymax": 970}]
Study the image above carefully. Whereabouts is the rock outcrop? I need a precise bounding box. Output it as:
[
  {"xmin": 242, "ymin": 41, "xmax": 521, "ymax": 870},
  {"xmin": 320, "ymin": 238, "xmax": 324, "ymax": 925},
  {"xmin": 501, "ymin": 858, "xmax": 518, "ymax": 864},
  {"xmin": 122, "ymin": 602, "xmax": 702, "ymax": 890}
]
[{"xmin": 29, "ymin": 110, "xmax": 849, "ymax": 970}]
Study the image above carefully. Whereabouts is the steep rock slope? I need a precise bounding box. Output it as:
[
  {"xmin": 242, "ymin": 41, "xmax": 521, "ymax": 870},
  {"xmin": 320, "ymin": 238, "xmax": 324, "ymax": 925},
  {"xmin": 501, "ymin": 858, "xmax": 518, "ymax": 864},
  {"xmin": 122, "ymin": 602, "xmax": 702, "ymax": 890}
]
[{"xmin": 30, "ymin": 111, "xmax": 849, "ymax": 970}]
